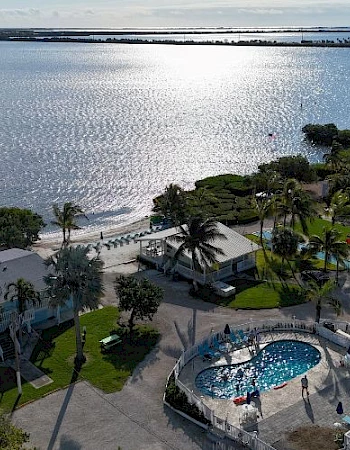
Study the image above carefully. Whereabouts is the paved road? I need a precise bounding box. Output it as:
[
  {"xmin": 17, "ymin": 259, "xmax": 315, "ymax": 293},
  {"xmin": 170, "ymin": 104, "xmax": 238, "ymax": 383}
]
[{"xmin": 12, "ymin": 270, "xmax": 350, "ymax": 450}]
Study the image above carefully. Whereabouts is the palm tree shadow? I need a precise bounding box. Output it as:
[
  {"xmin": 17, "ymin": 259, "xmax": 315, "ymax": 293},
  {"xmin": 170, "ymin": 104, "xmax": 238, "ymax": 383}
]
[
  {"xmin": 59, "ymin": 435, "xmax": 82, "ymax": 450},
  {"xmin": 47, "ymin": 366, "xmax": 81, "ymax": 450}
]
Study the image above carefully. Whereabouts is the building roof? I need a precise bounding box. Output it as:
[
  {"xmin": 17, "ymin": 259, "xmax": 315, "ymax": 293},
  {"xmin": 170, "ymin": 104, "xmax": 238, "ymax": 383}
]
[
  {"xmin": 0, "ymin": 249, "xmax": 49, "ymax": 303},
  {"xmin": 137, "ymin": 222, "xmax": 259, "ymax": 263}
]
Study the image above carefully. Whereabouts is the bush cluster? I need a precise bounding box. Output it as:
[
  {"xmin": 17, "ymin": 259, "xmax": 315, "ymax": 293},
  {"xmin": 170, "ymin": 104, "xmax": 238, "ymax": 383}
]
[{"xmin": 165, "ymin": 374, "xmax": 211, "ymax": 425}]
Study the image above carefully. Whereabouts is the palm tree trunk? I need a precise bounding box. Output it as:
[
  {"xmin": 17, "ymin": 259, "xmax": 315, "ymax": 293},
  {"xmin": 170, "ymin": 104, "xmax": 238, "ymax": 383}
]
[
  {"xmin": 260, "ymin": 219, "xmax": 265, "ymax": 253},
  {"xmin": 336, "ymin": 256, "xmax": 339, "ymax": 285},
  {"xmin": 316, "ymin": 301, "xmax": 321, "ymax": 323},
  {"xmin": 324, "ymin": 251, "xmax": 328, "ymax": 272},
  {"xmin": 128, "ymin": 309, "xmax": 136, "ymax": 339},
  {"xmin": 73, "ymin": 308, "xmax": 85, "ymax": 364},
  {"xmin": 287, "ymin": 260, "xmax": 302, "ymax": 287},
  {"xmin": 62, "ymin": 228, "xmax": 67, "ymax": 247}
]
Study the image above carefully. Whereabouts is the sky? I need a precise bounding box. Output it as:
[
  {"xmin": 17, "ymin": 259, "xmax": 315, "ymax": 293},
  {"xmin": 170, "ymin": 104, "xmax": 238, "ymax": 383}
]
[{"xmin": 0, "ymin": 1, "xmax": 350, "ymax": 29}]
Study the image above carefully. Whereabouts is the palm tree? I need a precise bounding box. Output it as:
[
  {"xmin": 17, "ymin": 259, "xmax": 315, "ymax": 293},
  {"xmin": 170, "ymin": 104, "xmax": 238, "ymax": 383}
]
[
  {"xmin": 323, "ymin": 141, "xmax": 344, "ymax": 172},
  {"xmin": 308, "ymin": 227, "xmax": 349, "ymax": 278},
  {"xmin": 169, "ymin": 217, "xmax": 226, "ymax": 285},
  {"xmin": 4, "ymin": 278, "xmax": 40, "ymax": 315},
  {"xmin": 326, "ymin": 190, "xmax": 350, "ymax": 225},
  {"xmin": 153, "ymin": 183, "xmax": 187, "ymax": 227},
  {"xmin": 271, "ymin": 227, "xmax": 300, "ymax": 282},
  {"xmin": 51, "ymin": 202, "xmax": 87, "ymax": 247},
  {"xmin": 4, "ymin": 278, "xmax": 40, "ymax": 343},
  {"xmin": 253, "ymin": 197, "xmax": 273, "ymax": 251},
  {"xmin": 44, "ymin": 246, "xmax": 104, "ymax": 364},
  {"xmin": 278, "ymin": 179, "xmax": 317, "ymax": 233},
  {"xmin": 305, "ymin": 279, "xmax": 340, "ymax": 323}
]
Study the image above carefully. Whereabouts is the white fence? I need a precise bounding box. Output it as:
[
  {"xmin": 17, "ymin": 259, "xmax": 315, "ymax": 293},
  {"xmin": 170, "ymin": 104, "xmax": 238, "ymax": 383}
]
[{"xmin": 166, "ymin": 318, "xmax": 350, "ymax": 450}]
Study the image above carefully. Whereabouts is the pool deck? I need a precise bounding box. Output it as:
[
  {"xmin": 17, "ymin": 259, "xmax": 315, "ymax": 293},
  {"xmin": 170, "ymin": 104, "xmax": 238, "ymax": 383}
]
[{"xmin": 178, "ymin": 330, "xmax": 349, "ymax": 447}]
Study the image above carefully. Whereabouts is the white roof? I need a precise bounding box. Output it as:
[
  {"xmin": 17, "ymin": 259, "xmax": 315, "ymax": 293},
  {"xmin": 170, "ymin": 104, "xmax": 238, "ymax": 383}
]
[
  {"xmin": 137, "ymin": 222, "xmax": 259, "ymax": 263},
  {"xmin": 0, "ymin": 249, "xmax": 49, "ymax": 303}
]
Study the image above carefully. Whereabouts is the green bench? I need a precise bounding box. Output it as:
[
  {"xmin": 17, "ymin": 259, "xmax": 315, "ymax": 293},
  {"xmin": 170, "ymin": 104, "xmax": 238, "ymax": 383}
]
[{"xmin": 99, "ymin": 334, "xmax": 122, "ymax": 351}]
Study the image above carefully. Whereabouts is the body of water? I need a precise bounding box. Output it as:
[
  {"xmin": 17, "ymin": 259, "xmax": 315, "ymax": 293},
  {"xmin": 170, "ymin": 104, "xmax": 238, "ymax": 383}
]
[{"xmin": 1, "ymin": 41, "xmax": 350, "ymax": 235}]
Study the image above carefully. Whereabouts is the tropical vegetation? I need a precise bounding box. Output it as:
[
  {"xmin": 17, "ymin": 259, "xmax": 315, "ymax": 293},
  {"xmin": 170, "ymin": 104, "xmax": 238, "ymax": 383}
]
[
  {"xmin": 44, "ymin": 245, "xmax": 104, "ymax": 364},
  {"xmin": 51, "ymin": 202, "xmax": 86, "ymax": 247},
  {"xmin": 0, "ymin": 307, "xmax": 159, "ymax": 411},
  {"xmin": 169, "ymin": 216, "xmax": 226, "ymax": 275},
  {"xmin": 114, "ymin": 275, "xmax": 163, "ymax": 336},
  {"xmin": 0, "ymin": 207, "xmax": 44, "ymax": 249},
  {"xmin": 0, "ymin": 413, "xmax": 33, "ymax": 450}
]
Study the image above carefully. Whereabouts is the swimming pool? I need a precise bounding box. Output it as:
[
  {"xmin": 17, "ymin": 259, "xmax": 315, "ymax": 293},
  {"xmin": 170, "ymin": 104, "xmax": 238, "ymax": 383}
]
[
  {"xmin": 195, "ymin": 340, "xmax": 321, "ymax": 399},
  {"xmin": 254, "ymin": 230, "xmax": 350, "ymax": 267}
]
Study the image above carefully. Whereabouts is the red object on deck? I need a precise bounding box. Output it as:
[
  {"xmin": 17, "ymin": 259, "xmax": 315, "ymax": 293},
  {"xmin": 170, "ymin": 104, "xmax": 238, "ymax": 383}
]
[
  {"xmin": 273, "ymin": 382, "xmax": 288, "ymax": 390},
  {"xmin": 233, "ymin": 396, "xmax": 246, "ymax": 405}
]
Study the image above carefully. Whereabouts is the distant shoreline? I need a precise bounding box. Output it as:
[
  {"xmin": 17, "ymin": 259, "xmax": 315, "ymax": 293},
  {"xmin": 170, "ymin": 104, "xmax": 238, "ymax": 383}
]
[{"xmin": 4, "ymin": 37, "xmax": 350, "ymax": 48}]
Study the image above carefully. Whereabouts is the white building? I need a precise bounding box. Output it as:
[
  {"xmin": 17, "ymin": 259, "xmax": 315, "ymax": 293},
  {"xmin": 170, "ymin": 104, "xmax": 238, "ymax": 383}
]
[{"xmin": 136, "ymin": 222, "xmax": 260, "ymax": 284}]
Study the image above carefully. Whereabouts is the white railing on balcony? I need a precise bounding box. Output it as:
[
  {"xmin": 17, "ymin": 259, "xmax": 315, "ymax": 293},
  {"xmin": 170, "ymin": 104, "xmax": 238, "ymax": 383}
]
[{"xmin": 166, "ymin": 318, "xmax": 350, "ymax": 450}]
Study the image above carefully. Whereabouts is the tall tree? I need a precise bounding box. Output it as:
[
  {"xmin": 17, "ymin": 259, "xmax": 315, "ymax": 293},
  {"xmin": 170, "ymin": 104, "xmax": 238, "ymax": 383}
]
[
  {"xmin": 253, "ymin": 197, "xmax": 273, "ymax": 251},
  {"xmin": 169, "ymin": 217, "xmax": 226, "ymax": 282},
  {"xmin": 44, "ymin": 246, "xmax": 104, "ymax": 364},
  {"xmin": 4, "ymin": 278, "xmax": 40, "ymax": 343},
  {"xmin": 51, "ymin": 202, "xmax": 87, "ymax": 247},
  {"xmin": 271, "ymin": 227, "xmax": 300, "ymax": 281},
  {"xmin": 308, "ymin": 227, "xmax": 349, "ymax": 276},
  {"xmin": 114, "ymin": 275, "xmax": 163, "ymax": 337},
  {"xmin": 0, "ymin": 207, "xmax": 44, "ymax": 249},
  {"xmin": 152, "ymin": 183, "xmax": 187, "ymax": 227},
  {"xmin": 4, "ymin": 278, "xmax": 40, "ymax": 315},
  {"xmin": 278, "ymin": 179, "xmax": 317, "ymax": 233},
  {"xmin": 305, "ymin": 279, "xmax": 340, "ymax": 323},
  {"xmin": 326, "ymin": 190, "xmax": 350, "ymax": 225}
]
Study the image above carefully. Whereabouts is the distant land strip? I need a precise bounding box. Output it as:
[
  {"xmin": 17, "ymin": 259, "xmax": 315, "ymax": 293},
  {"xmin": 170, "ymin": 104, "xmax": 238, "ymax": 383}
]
[{"xmin": 3, "ymin": 37, "xmax": 350, "ymax": 48}]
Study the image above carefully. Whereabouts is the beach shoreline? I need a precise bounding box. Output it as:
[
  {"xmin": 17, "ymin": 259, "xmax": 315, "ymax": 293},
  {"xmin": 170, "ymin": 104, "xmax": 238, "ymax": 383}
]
[{"xmin": 32, "ymin": 216, "xmax": 151, "ymax": 262}]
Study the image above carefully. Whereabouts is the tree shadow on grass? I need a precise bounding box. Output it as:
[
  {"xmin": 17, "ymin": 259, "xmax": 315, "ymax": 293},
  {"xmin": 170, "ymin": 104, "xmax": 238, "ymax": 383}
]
[
  {"xmin": 279, "ymin": 285, "xmax": 306, "ymax": 307},
  {"xmin": 101, "ymin": 327, "xmax": 160, "ymax": 384}
]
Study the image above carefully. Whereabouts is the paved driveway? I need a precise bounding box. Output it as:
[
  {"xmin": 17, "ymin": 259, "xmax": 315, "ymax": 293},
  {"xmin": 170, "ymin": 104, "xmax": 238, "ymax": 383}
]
[{"xmin": 12, "ymin": 270, "xmax": 350, "ymax": 450}]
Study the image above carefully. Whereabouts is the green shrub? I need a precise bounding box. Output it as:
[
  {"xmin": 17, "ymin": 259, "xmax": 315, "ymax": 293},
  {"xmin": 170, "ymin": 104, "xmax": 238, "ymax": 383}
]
[
  {"xmin": 312, "ymin": 163, "xmax": 334, "ymax": 180},
  {"xmin": 302, "ymin": 123, "xmax": 338, "ymax": 146},
  {"xmin": 237, "ymin": 209, "xmax": 259, "ymax": 224},
  {"xmin": 165, "ymin": 374, "xmax": 211, "ymax": 425}
]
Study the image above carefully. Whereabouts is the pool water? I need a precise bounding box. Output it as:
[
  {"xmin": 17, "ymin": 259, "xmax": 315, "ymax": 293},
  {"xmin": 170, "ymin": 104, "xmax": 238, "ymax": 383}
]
[
  {"xmin": 255, "ymin": 230, "xmax": 350, "ymax": 267},
  {"xmin": 195, "ymin": 340, "xmax": 321, "ymax": 399}
]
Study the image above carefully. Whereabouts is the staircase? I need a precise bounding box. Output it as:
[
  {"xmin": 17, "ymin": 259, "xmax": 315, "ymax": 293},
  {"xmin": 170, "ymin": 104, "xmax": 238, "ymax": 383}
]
[{"xmin": 0, "ymin": 331, "xmax": 15, "ymax": 361}]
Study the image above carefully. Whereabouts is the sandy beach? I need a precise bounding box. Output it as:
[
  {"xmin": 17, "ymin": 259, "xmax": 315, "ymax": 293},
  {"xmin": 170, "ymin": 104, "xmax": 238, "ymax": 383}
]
[{"xmin": 32, "ymin": 217, "xmax": 151, "ymax": 274}]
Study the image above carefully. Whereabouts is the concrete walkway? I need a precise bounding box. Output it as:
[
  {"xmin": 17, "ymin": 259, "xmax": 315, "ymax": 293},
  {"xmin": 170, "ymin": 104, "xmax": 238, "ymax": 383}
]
[{"xmin": 12, "ymin": 269, "xmax": 350, "ymax": 450}]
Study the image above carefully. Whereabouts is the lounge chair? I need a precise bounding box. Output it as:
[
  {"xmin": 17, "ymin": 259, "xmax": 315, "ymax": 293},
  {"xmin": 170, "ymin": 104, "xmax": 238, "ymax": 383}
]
[
  {"xmin": 237, "ymin": 330, "xmax": 248, "ymax": 344},
  {"xmin": 342, "ymin": 415, "xmax": 350, "ymax": 426},
  {"xmin": 202, "ymin": 342, "xmax": 220, "ymax": 359},
  {"xmin": 198, "ymin": 345, "xmax": 212, "ymax": 361}
]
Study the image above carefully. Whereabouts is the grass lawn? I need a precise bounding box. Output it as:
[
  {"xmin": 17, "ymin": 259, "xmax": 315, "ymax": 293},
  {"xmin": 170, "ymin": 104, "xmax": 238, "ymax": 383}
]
[
  {"xmin": 295, "ymin": 217, "xmax": 350, "ymax": 240},
  {"xmin": 0, "ymin": 306, "xmax": 159, "ymax": 412},
  {"xmin": 226, "ymin": 280, "xmax": 305, "ymax": 309}
]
